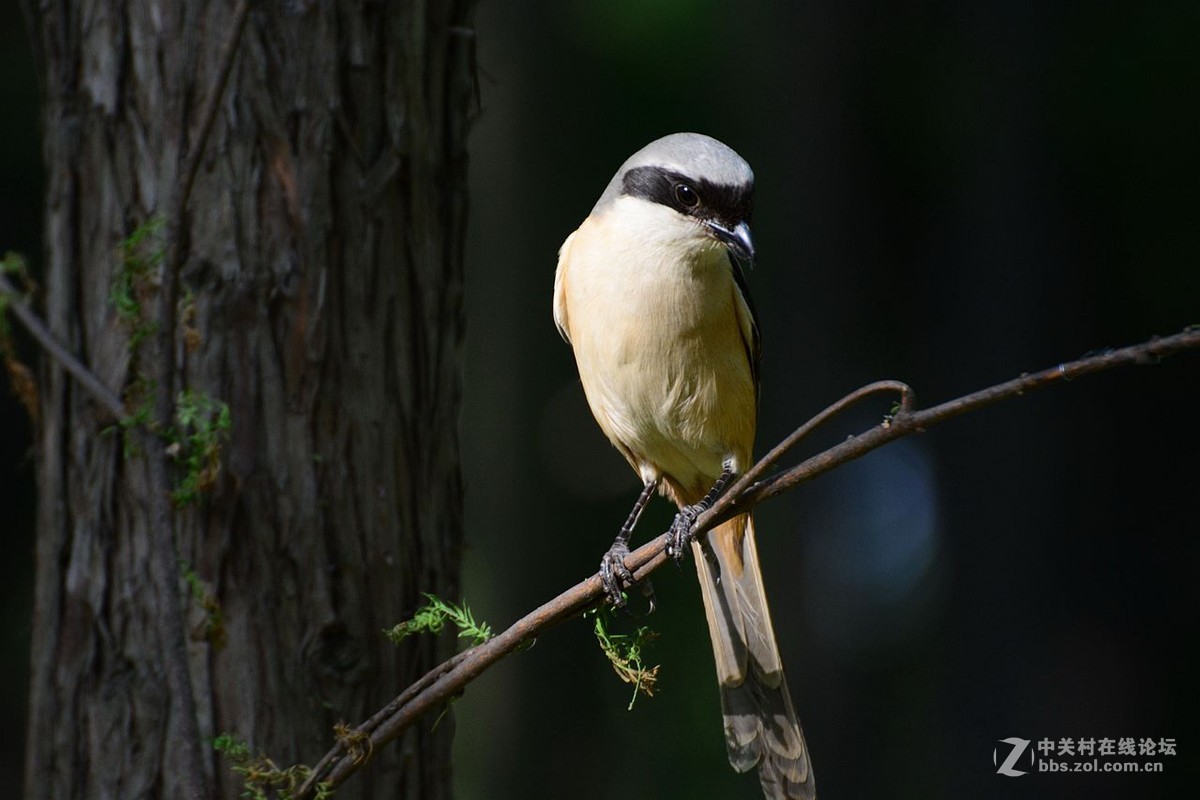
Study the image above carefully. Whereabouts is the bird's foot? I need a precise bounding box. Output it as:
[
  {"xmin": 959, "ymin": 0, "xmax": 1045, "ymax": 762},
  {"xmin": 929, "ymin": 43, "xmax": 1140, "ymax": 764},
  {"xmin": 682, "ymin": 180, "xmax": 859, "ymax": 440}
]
[
  {"xmin": 599, "ymin": 541, "xmax": 658, "ymax": 612},
  {"xmin": 666, "ymin": 503, "xmax": 703, "ymax": 562},
  {"xmin": 667, "ymin": 466, "xmax": 736, "ymax": 562},
  {"xmin": 599, "ymin": 541, "xmax": 635, "ymax": 608}
]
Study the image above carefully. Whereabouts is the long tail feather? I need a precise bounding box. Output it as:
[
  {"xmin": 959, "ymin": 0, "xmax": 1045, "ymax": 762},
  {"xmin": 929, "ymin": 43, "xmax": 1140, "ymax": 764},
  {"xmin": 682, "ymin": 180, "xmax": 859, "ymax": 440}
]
[{"xmin": 693, "ymin": 514, "xmax": 816, "ymax": 800}]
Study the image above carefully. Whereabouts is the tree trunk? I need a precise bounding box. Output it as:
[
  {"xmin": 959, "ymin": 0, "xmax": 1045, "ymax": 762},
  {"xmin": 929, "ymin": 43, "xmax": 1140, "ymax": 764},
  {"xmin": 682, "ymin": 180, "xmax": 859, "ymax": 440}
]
[{"xmin": 22, "ymin": 2, "xmax": 475, "ymax": 798}]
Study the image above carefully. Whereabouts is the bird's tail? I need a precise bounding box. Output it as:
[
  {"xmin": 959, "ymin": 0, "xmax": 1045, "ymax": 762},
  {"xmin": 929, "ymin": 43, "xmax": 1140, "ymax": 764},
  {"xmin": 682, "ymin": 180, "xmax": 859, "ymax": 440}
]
[{"xmin": 692, "ymin": 513, "xmax": 816, "ymax": 800}]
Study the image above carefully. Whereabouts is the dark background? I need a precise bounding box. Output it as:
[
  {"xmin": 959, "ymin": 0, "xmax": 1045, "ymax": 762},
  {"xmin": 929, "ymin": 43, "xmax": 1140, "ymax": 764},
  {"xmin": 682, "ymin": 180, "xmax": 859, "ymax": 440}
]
[{"xmin": 2, "ymin": 1, "xmax": 1196, "ymax": 798}]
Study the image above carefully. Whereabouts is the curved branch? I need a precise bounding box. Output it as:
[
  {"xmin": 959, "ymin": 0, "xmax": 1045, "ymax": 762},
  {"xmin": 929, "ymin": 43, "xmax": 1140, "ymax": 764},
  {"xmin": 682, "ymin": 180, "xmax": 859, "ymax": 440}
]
[
  {"xmin": 712, "ymin": 379, "xmax": 913, "ymax": 525},
  {"xmin": 297, "ymin": 326, "xmax": 1200, "ymax": 797},
  {"xmin": 738, "ymin": 330, "xmax": 1200, "ymax": 512}
]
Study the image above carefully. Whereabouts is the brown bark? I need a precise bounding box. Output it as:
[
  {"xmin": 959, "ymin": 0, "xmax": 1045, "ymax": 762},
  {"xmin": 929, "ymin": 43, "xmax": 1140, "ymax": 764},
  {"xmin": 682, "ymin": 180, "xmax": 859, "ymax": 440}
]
[{"xmin": 22, "ymin": 2, "xmax": 475, "ymax": 798}]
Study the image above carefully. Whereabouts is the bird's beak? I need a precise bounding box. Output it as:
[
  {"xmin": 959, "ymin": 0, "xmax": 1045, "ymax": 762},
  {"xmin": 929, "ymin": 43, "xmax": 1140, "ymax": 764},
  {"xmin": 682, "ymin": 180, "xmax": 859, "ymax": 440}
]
[{"xmin": 707, "ymin": 219, "xmax": 755, "ymax": 267}]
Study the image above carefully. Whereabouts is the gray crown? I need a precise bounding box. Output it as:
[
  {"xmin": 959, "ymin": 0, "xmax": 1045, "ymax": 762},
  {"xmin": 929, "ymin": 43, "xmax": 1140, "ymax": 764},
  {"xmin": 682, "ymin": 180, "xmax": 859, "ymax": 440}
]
[{"xmin": 592, "ymin": 132, "xmax": 754, "ymax": 214}]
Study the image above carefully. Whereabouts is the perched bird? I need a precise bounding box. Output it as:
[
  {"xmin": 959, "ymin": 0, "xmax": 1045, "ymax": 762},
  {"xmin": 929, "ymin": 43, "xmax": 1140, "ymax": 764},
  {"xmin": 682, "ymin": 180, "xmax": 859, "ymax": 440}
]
[{"xmin": 553, "ymin": 133, "xmax": 816, "ymax": 800}]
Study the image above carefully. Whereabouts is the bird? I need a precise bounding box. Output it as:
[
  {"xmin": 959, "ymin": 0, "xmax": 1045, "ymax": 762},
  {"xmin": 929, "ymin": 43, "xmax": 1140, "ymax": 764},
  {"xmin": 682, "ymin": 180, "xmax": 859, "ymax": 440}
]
[{"xmin": 553, "ymin": 132, "xmax": 816, "ymax": 800}]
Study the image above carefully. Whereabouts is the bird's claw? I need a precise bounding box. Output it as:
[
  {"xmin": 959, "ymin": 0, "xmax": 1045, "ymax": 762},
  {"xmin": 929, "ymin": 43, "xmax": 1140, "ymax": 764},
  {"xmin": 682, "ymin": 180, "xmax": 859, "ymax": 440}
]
[
  {"xmin": 599, "ymin": 542, "xmax": 635, "ymax": 608},
  {"xmin": 666, "ymin": 504, "xmax": 701, "ymax": 562},
  {"xmin": 599, "ymin": 543, "xmax": 658, "ymax": 613}
]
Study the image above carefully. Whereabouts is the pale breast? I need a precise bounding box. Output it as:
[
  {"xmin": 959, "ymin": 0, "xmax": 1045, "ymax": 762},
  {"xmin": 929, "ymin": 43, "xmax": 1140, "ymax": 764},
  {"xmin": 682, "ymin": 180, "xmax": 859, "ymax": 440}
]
[{"xmin": 555, "ymin": 200, "xmax": 757, "ymax": 499}]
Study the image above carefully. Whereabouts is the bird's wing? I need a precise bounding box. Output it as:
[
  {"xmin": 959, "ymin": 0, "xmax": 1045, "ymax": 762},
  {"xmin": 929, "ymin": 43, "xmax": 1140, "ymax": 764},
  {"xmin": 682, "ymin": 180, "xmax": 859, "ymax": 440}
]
[
  {"xmin": 552, "ymin": 228, "xmax": 578, "ymax": 344},
  {"xmin": 727, "ymin": 252, "xmax": 761, "ymax": 394}
]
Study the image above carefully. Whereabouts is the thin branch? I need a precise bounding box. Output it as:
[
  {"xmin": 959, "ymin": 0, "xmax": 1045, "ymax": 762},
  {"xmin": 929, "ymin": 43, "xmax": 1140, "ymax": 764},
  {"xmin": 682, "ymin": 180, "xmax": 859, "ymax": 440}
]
[
  {"xmin": 726, "ymin": 379, "xmax": 913, "ymax": 504},
  {"xmin": 733, "ymin": 329, "xmax": 1200, "ymax": 515},
  {"xmin": 297, "ymin": 327, "xmax": 1200, "ymax": 797},
  {"xmin": 0, "ymin": 273, "xmax": 126, "ymax": 420}
]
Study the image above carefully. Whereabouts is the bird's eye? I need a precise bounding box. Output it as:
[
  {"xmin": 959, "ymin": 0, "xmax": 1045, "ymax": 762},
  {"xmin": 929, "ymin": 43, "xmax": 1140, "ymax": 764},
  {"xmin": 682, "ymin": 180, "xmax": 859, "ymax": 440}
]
[{"xmin": 674, "ymin": 182, "xmax": 700, "ymax": 209}]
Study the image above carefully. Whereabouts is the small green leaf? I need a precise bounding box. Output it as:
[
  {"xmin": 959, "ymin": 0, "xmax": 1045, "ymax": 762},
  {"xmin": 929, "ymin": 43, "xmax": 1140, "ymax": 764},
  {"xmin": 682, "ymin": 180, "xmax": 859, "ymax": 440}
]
[{"xmin": 385, "ymin": 593, "xmax": 493, "ymax": 647}]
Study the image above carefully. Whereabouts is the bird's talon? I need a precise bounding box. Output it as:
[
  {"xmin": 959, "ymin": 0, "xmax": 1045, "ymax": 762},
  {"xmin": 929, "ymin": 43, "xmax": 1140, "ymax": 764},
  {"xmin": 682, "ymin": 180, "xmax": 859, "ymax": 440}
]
[
  {"xmin": 666, "ymin": 505, "xmax": 700, "ymax": 561},
  {"xmin": 639, "ymin": 578, "xmax": 657, "ymax": 616},
  {"xmin": 599, "ymin": 543, "xmax": 634, "ymax": 608}
]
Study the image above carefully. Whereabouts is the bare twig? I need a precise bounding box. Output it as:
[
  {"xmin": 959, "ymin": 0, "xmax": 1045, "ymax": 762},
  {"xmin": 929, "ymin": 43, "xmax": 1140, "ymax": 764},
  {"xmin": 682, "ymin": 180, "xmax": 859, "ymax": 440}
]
[
  {"xmin": 0, "ymin": 273, "xmax": 126, "ymax": 419},
  {"xmin": 297, "ymin": 327, "xmax": 1200, "ymax": 797},
  {"xmin": 730, "ymin": 330, "xmax": 1200, "ymax": 516},
  {"xmin": 727, "ymin": 379, "xmax": 914, "ymax": 503}
]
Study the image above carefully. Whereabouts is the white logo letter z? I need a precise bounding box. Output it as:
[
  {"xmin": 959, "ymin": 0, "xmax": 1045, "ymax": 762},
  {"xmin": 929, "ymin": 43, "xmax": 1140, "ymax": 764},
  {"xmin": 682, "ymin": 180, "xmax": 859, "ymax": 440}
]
[{"xmin": 994, "ymin": 737, "xmax": 1031, "ymax": 777}]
